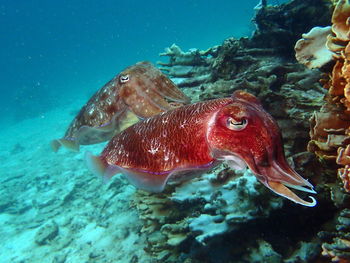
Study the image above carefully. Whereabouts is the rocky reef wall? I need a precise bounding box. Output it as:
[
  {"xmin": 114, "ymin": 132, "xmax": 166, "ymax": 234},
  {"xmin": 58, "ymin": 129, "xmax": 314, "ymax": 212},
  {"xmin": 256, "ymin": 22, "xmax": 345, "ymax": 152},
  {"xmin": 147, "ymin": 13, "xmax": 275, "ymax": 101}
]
[{"xmin": 132, "ymin": 0, "xmax": 347, "ymax": 262}]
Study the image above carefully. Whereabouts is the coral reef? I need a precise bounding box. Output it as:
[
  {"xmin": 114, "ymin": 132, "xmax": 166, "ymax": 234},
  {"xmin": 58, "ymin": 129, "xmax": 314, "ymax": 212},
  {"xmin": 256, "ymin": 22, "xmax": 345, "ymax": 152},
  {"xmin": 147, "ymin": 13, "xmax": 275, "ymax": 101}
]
[
  {"xmin": 127, "ymin": 1, "xmax": 336, "ymax": 261},
  {"xmin": 158, "ymin": 44, "xmax": 217, "ymax": 89},
  {"xmin": 251, "ymin": 0, "xmax": 332, "ymax": 56},
  {"xmin": 320, "ymin": 208, "xmax": 350, "ymax": 262},
  {"xmin": 159, "ymin": 38, "xmax": 325, "ymax": 157},
  {"xmin": 1, "ymin": 1, "xmax": 344, "ymax": 263},
  {"xmin": 295, "ymin": 0, "xmax": 350, "ymax": 191},
  {"xmin": 132, "ymin": 167, "xmax": 283, "ymax": 262},
  {"xmin": 295, "ymin": 26, "xmax": 333, "ymax": 69},
  {"xmin": 295, "ymin": 0, "xmax": 350, "ymax": 262}
]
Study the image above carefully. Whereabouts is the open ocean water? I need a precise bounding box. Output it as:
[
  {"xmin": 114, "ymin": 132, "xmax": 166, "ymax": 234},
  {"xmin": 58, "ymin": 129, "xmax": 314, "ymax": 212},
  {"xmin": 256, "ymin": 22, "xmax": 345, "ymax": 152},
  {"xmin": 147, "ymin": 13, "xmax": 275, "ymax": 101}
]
[{"xmin": 0, "ymin": 0, "xmax": 269, "ymax": 124}]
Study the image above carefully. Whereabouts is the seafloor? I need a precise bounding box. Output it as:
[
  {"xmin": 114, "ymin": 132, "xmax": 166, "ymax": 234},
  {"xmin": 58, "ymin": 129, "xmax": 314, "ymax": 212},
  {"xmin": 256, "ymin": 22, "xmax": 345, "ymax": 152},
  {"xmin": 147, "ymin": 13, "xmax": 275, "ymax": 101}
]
[{"xmin": 2, "ymin": 0, "xmax": 350, "ymax": 262}]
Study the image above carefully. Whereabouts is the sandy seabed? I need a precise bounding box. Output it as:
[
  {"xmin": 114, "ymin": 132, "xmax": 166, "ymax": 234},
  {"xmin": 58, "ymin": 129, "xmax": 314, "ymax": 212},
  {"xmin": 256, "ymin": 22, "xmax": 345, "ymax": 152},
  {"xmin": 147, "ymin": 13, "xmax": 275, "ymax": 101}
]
[{"xmin": 0, "ymin": 101, "xmax": 150, "ymax": 263}]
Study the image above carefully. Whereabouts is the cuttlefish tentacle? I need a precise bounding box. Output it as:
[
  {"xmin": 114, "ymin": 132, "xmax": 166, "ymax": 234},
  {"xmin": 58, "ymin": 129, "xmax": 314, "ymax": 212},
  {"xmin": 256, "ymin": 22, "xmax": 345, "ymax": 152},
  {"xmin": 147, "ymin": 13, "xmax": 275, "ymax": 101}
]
[
  {"xmin": 266, "ymin": 181, "xmax": 317, "ymax": 207},
  {"xmin": 51, "ymin": 61, "xmax": 189, "ymax": 152},
  {"xmin": 86, "ymin": 90, "xmax": 316, "ymax": 207}
]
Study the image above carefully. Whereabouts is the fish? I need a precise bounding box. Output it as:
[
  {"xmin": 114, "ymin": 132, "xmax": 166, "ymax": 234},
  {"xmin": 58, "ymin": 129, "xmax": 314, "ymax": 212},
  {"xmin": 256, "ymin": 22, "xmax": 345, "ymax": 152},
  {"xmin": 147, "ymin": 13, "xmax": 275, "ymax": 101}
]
[
  {"xmin": 85, "ymin": 90, "xmax": 316, "ymax": 207},
  {"xmin": 51, "ymin": 61, "xmax": 190, "ymax": 152}
]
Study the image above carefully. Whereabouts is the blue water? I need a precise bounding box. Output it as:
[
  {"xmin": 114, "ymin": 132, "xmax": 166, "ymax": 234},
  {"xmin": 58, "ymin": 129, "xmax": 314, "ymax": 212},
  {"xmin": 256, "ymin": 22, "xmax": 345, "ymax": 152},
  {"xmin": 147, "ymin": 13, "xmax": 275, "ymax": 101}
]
[{"xmin": 0, "ymin": 0, "xmax": 271, "ymax": 124}]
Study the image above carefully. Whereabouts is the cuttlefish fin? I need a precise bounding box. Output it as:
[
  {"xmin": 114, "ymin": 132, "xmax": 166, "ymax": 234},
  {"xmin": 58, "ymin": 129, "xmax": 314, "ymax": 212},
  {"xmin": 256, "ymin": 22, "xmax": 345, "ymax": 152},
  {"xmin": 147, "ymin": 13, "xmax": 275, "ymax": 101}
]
[
  {"xmin": 117, "ymin": 167, "xmax": 171, "ymax": 192},
  {"xmin": 267, "ymin": 181, "xmax": 317, "ymax": 207},
  {"xmin": 50, "ymin": 139, "xmax": 80, "ymax": 153},
  {"xmin": 85, "ymin": 151, "xmax": 119, "ymax": 183},
  {"xmin": 85, "ymin": 152, "xmax": 171, "ymax": 191},
  {"xmin": 85, "ymin": 152, "xmax": 105, "ymax": 176},
  {"xmin": 76, "ymin": 126, "xmax": 115, "ymax": 144}
]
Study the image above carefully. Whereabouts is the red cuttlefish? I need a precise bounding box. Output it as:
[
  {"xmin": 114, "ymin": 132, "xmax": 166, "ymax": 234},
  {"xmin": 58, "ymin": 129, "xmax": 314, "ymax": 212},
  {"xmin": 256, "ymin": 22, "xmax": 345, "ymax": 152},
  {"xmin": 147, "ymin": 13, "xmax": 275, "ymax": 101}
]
[
  {"xmin": 86, "ymin": 90, "xmax": 316, "ymax": 207},
  {"xmin": 51, "ymin": 61, "xmax": 190, "ymax": 152}
]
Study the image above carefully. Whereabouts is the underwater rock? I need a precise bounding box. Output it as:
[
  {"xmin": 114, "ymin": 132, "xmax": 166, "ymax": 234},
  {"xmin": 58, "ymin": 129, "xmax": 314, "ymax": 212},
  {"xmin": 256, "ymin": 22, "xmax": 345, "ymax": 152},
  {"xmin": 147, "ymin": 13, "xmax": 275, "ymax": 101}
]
[
  {"xmin": 243, "ymin": 239, "xmax": 282, "ymax": 263},
  {"xmin": 160, "ymin": 221, "xmax": 188, "ymax": 247},
  {"xmin": 35, "ymin": 220, "xmax": 59, "ymax": 246},
  {"xmin": 132, "ymin": 1, "xmax": 336, "ymax": 261},
  {"xmin": 133, "ymin": 168, "xmax": 283, "ymax": 260},
  {"xmin": 52, "ymin": 254, "xmax": 67, "ymax": 263},
  {"xmin": 174, "ymin": 170, "xmax": 282, "ymax": 244},
  {"xmin": 158, "ymin": 44, "xmax": 215, "ymax": 88},
  {"xmin": 0, "ymin": 194, "xmax": 14, "ymax": 213},
  {"xmin": 285, "ymin": 241, "xmax": 321, "ymax": 263},
  {"xmin": 320, "ymin": 208, "xmax": 350, "ymax": 263},
  {"xmin": 251, "ymin": 0, "xmax": 332, "ymax": 56}
]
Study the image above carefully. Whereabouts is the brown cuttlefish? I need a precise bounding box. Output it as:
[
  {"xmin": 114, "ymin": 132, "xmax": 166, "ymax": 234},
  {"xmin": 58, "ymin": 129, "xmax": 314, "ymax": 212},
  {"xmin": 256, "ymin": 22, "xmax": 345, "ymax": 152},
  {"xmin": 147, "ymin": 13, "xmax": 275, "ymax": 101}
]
[{"xmin": 51, "ymin": 61, "xmax": 190, "ymax": 152}]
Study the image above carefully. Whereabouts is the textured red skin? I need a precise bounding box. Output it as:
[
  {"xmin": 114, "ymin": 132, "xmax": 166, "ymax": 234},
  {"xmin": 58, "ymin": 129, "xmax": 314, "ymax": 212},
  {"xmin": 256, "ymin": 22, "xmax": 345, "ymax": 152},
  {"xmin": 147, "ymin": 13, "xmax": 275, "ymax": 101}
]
[
  {"xmin": 101, "ymin": 97, "xmax": 232, "ymax": 173},
  {"xmin": 100, "ymin": 90, "xmax": 294, "ymax": 183}
]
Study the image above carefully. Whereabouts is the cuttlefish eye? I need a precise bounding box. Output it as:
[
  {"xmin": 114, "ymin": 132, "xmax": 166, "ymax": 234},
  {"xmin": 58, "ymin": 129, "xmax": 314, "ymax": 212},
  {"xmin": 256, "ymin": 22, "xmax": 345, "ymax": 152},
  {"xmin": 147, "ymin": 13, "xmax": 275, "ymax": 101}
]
[
  {"xmin": 226, "ymin": 117, "xmax": 248, "ymax": 131},
  {"xmin": 120, "ymin": 74, "xmax": 130, "ymax": 83}
]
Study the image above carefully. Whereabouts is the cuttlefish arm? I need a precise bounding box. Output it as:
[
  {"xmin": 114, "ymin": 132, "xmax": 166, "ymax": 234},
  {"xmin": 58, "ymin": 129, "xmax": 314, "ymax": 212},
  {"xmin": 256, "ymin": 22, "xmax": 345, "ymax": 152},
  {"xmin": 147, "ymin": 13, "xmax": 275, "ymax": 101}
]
[{"xmin": 207, "ymin": 90, "xmax": 317, "ymax": 207}]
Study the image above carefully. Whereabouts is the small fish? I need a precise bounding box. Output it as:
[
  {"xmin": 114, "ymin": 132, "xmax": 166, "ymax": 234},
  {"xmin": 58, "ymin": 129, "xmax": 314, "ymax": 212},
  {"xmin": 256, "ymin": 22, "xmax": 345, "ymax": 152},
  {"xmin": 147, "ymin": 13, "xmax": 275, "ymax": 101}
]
[
  {"xmin": 86, "ymin": 90, "xmax": 316, "ymax": 207},
  {"xmin": 51, "ymin": 61, "xmax": 190, "ymax": 152}
]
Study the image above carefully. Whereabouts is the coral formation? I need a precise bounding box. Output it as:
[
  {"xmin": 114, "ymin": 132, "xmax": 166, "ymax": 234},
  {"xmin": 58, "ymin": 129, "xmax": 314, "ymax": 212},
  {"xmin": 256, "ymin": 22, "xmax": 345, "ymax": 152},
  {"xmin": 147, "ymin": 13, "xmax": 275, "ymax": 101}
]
[
  {"xmin": 2, "ymin": 0, "xmax": 344, "ymax": 263},
  {"xmin": 295, "ymin": 26, "xmax": 333, "ymax": 69},
  {"xmin": 159, "ymin": 38, "xmax": 326, "ymax": 157},
  {"xmin": 125, "ymin": 1, "xmax": 335, "ymax": 261},
  {"xmin": 132, "ymin": 168, "xmax": 282, "ymax": 261},
  {"xmin": 158, "ymin": 44, "xmax": 217, "ymax": 88},
  {"xmin": 320, "ymin": 208, "xmax": 350, "ymax": 262},
  {"xmin": 294, "ymin": 0, "xmax": 350, "ymax": 261},
  {"xmin": 10, "ymin": 0, "xmax": 344, "ymax": 262},
  {"xmin": 295, "ymin": 0, "xmax": 350, "ymax": 192},
  {"xmin": 250, "ymin": 0, "xmax": 332, "ymax": 55}
]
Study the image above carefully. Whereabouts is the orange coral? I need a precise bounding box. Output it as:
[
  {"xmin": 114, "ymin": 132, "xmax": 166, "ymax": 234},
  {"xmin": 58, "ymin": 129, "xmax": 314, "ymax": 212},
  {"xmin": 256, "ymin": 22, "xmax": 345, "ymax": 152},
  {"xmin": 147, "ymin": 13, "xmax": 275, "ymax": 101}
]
[
  {"xmin": 337, "ymin": 145, "xmax": 350, "ymax": 191},
  {"xmin": 329, "ymin": 60, "xmax": 346, "ymax": 96},
  {"xmin": 308, "ymin": 103, "xmax": 350, "ymax": 160},
  {"xmin": 331, "ymin": 0, "xmax": 350, "ymax": 42},
  {"xmin": 297, "ymin": 0, "xmax": 350, "ymax": 192}
]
